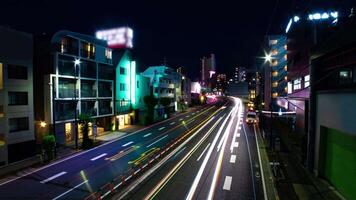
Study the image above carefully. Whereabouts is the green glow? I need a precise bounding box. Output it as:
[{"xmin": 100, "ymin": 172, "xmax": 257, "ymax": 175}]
[{"xmin": 131, "ymin": 61, "xmax": 136, "ymax": 105}]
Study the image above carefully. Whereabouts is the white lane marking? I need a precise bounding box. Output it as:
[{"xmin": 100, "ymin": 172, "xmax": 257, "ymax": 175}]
[
  {"xmin": 174, "ymin": 147, "xmax": 186, "ymax": 158},
  {"xmin": 230, "ymin": 155, "xmax": 236, "ymax": 163},
  {"xmin": 187, "ymin": 109, "xmax": 234, "ymax": 199},
  {"xmin": 170, "ymin": 122, "xmax": 176, "ymax": 125},
  {"xmin": 52, "ymin": 180, "xmax": 88, "ymax": 200},
  {"xmin": 179, "ymin": 118, "xmax": 184, "ymax": 121},
  {"xmin": 40, "ymin": 171, "xmax": 67, "ymax": 184},
  {"xmin": 158, "ymin": 127, "xmax": 165, "ymax": 131},
  {"xmin": 143, "ymin": 133, "xmax": 152, "ymax": 138},
  {"xmin": 237, "ymin": 133, "xmax": 241, "ymax": 137},
  {"xmin": 253, "ymin": 124, "xmax": 268, "ymax": 200},
  {"xmin": 122, "ymin": 141, "xmax": 134, "ymax": 147},
  {"xmin": 90, "ymin": 153, "xmax": 107, "ymax": 161},
  {"xmin": 147, "ymin": 135, "xmax": 168, "ymax": 148},
  {"xmin": 233, "ymin": 142, "xmax": 239, "ymax": 148},
  {"xmin": 186, "ymin": 115, "xmax": 190, "ymax": 118},
  {"xmin": 223, "ymin": 176, "xmax": 232, "ymax": 191},
  {"xmin": 196, "ymin": 143, "xmax": 211, "ymax": 161}
]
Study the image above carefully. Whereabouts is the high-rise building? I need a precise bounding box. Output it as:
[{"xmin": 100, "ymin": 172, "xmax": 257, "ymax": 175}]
[
  {"xmin": 0, "ymin": 27, "xmax": 35, "ymax": 166},
  {"xmin": 263, "ymin": 35, "xmax": 288, "ymax": 110},
  {"xmin": 216, "ymin": 73, "xmax": 227, "ymax": 93},
  {"xmin": 233, "ymin": 66, "xmax": 247, "ymax": 83},
  {"xmin": 201, "ymin": 54, "xmax": 216, "ymax": 88}
]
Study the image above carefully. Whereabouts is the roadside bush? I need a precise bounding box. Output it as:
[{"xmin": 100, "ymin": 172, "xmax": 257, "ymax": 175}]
[{"xmin": 42, "ymin": 134, "xmax": 56, "ymax": 162}]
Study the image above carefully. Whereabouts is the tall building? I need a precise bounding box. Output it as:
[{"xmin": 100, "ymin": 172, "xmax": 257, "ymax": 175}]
[
  {"xmin": 0, "ymin": 27, "xmax": 35, "ymax": 166},
  {"xmin": 34, "ymin": 30, "xmax": 115, "ymax": 145},
  {"xmin": 201, "ymin": 54, "xmax": 216, "ymax": 88},
  {"xmin": 216, "ymin": 73, "xmax": 227, "ymax": 93},
  {"xmin": 264, "ymin": 35, "xmax": 288, "ymax": 110},
  {"xmin": 233, "ymin": 66, "xmax": 246, "ymax": 83}
]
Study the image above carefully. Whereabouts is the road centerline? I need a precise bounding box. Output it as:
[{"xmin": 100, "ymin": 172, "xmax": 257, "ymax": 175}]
[
  {"xmin": 147, "ymin": 135, "xmax": 168, "ymax": 148},
  {"xmin": 223, "ymin": 176, "xmax": 232, "ymax": 191},
  {"xmin": 90, "ymin": 153, "xmax": 108, "ymax": 161},
  {"xmin": 122, "ymin": 141, "xmax": 134, "ymax": 147},
  {"xmin": 143, "ymin": 133, "xmax": 152, "ymax": 138},
  {"xmin": 196, "ymin": 143, "xmax": 211, "ymax": 162},
  {"xmin": 40, "ymin": 171, "xmax": 67, "ymax": 184}
]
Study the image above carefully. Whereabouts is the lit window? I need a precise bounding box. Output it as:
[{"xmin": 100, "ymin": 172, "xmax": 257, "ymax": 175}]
[
  {"xmin": 284, "ymin": 76, "xmax": 288, "ymax": 81},
  {"xmin": 272, "ymin": 82, "xmax": 278, "ymax": 87},
  {"xmin": 270, "ymin": 40, "xmax": 278, "ymax": 45},
  {"xmin": 304, "ymin": 75, "xmax": 310, "ymax": 88},
  {"xmin": 105, "ymin": 49, "xmax": 112, "ymax": 60},
  {"xmin": 60, "ymin": 38, "xmax": 68, "ymax": 53},
  {"xmin": 284, "ymin": 45, "xmax": 287, "ymax": 50},
  {"xmin": 293, "ymin": 78, "xmax": 301, "ymax": 90},
  {"xmin": 272, "ymin": 92, "xmax": 278, "ymax": 98},
  {"xmin": 284, "ymin": 65, "xmax": 288, "ymax": 71},
  {"xmin": 284, "ymin": 54, "xmax": 287, "ymax": 60},
  {"xmin": 272, "ymin": 71, "xmax": 278, "ymax": 77},
  {"xmin": 339, "ymin": 69, "xmax": 352, "ymax": 84},
  {"xmin": 271, "ymin": 50, "xmax": 278, "ymax": 56},
  {"xmin": 271, "ymin": 59, "xmax": 278, "ymax": 66},
  {"xmin": 288, "ymin": 82, "xmax": 292, "ymax": 94}
]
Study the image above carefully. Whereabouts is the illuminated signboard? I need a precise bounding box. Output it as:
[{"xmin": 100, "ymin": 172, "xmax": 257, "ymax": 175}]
[
  {"xmin": 96, "ymin": 27, "xmax": 133, "ymax": 49},
  {"xmin": 285, "ymin": 11, "xmax": 338, "ymax": 33}
]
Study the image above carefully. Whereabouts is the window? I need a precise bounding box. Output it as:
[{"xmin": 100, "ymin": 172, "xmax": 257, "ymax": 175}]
[
  {"xmin": 293, "ymin": 78, "xmax": 301, "ymax": 90},
  {"xmin": 288, "ymin": 82, "xmax": 292, "ymax": 94},
  {"xmin": 272, "ymin": 92, "xmax": 278, "ymax": 98},
  {"xmin": 269, "ymin": 40, "xmax": 278, "ymax": 45},
  {"xmin": 271, "ymin": 49, "xmax": 278, "ymax": 56},
  {"xmin": 9, "ymin": 117, "xmax": 29, "ymax": 132},
  {"xmin": 105, "ymin": 49, "xmax": 112, "ymax": 60},
  {"xmin": 339, "ymin": 69, "xmax": 352, "ymax": 85},
  {"xmin": 61, "ymin": 38, "xmax": 68, "ymax": 53},
  {"xmin": 8, "ymin": 64, "xmax": 27, "ymax": 80},
  {"xmin": 284, "ymin": 65, "xmax": 288, "ymax": 71},
  {"xmin": 272, "ymin": 71, "xmax": 278, "ymax": 77},
  {"xmin": 272, "ymin": 82, "xmax": 278, "ymax": 88},
  {"xmin": 137, "ymin": 81, "xmax": 139, "ymax": 89},
  {"xmin": 0, "ymin": 105, "xmax": 3, "ymax": 117},
  {"xmin": 8, "ymin": 92, "xmax": 28, "ymax": 105},
  {"xmin": 304, "ymin": 75, "xmax": 310, "ymax": 88},
  {"xmin": 119, "ymin": 83, "xmax": 126, "ymax": 91},
  {"xmin": 120, "ymin": 67, "xmax": 126, "ymax": 75},
  {"xmin": 284, "ymin": 54, "xmax": 288, "ymax": 60},
  {"xmin": 271, "ymin": 59, "xmax": 278, "ymax": 66}
]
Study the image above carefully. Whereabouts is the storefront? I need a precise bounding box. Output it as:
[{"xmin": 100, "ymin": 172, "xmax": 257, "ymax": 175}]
[{"xmin": 116, "ymin": 111, "xmax": 135, "ymax": 129}]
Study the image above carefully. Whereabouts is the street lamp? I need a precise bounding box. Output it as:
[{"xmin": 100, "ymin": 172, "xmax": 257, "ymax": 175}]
[{"xmin": 74, "ymin": 58, "xmax": 80, "ymax": 149}]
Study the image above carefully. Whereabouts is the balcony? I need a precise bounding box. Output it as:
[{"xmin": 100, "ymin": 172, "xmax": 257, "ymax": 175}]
[
  {"xmin": 58, "ymin": 37, "xmax": 79, "ymax": 56},
  {"xmin": 80, "ymin": 60, "xmax": 96, "ymax": 79},
  {"xmin": 99, "ymin": 100, "xmax": 112, "ymax": 115},
  {"xmin": 98, "ymin": 82, "xmax": 112, "ymax": 97},
  {"xmin": 81, "ymin": 101, "xmax": 97, "ymax": 116},
  {"xmin": 81, "ymin": 80, "xmax": 96, "ymax": 98},
  {"xmin": 55, "ymin": 101, "xmax": 78, "ymax": 121}
]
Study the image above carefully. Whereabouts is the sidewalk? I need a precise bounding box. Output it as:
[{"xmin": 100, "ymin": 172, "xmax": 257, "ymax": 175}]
[{"xmin": 260, "ymin": 116, "xmax": 345, "ymax": 200}]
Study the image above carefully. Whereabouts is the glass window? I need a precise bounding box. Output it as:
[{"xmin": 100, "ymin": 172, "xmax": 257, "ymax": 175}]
[
  {"xmin": 120, "ymin": 67, "xmax": 126, "ymax": 75},
  {"xmin": 339, "ymin": 69, "xmax": 352, "ymax": 85},
  {"xmin": 8, "ymin": 92, "xmax": 28, "ymax": 105},
  {"xmin": 304, "ymin": 75, "xmax": 310, "ymax": 88},
  {"xmin": 293, "ymin": 78, "xmax": 301, "ymax": 90},
  {"xmin": 137, "ymin": 81, "xmax": 139, "ymax": 89},
  {"xmin": 105, "ymin": 49, "xmax": 112, "ymax": 60},
  {"xmin": 269, "ymin": 40, "xmax": 278, "ymax": 45},
  {"xmin": 9, "ymin": 117, "xmax": 29, "ymax": 133},
  {"xmin": 8, "ymin": 64, "xmax": 27, "ymax": 80},
  {"xmin": 288, "ymin": 82, "xmax": 292, "ymax": 94}
]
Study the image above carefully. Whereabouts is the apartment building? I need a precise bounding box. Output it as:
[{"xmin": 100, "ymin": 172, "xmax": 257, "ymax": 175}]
[
  {"xmin": 34, "ymin": 30, "xmax": 115, "ymax": 145},
  {"xmin": 0, "ymin": 27, "xmax": 35, "ymax": 166}
]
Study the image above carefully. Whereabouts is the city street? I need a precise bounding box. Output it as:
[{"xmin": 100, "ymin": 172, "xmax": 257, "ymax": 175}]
[
  {"xmin": 0, "ymin": 103, "xmax": 224, "ymax": 199},
  {"xmin": 119, "ymin": 97, "xmax": 266, "ymax": 200}
]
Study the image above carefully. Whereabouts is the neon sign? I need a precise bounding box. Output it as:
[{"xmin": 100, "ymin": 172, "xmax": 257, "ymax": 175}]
[{"xmin": 96, "ymin": 27, "xmax": 133, "ymax": 49}]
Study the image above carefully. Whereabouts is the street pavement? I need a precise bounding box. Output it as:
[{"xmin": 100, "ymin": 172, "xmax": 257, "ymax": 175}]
[
  {"xmin": 121, "ymin": 97, "xmax": 266, "ymax": 200},
  {"xmin": 0, "ymin": 104, "xmax": 221, "ymax": 200}
]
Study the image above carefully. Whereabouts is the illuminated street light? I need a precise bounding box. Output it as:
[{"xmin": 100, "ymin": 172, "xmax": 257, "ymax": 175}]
[
  {"xmin": 40, "ymin": 121, "xmax": 47, "ymax": 128},
  {"xmin": 74, "ymin": 58, "xmax": 81, "ymax": 66},
  {"xmin": 264, "ymin": 53, "xmax": 272, "ymax": 63}
]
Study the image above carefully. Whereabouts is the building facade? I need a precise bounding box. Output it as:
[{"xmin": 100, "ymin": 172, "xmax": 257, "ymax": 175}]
[
  {"xmin": 34, "ymin": 30, "xmax": 115, "ymax": 145},
  {"xmin": 0, "ymin": 27, "xmax": 35, "ymax": 166},
  {"xmin": 143, "ymin": 66, "xmax": 182, "ymax": 117},
  {"xmin": 201, "ymin": 54, "xmax": 216, "ymax": 88},
  {"xmin": 309, "ymin": 17, "xmax": 356, "ymax": 199}
]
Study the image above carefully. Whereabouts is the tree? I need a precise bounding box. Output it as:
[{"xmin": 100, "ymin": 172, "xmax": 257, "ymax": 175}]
[
  {"xmin": 42, "ymin": 134, "xmax": 56, "ymax": 162},
  {"xmin": 78, "ymin": 114, "xmax": 93, "ymax": 149},
  {"xmin": 160, "ymin": 97, "xmax": 172, "ymax": 117},
  {"xmin": 144, "ymin": 95, "xmax": 158, "ymax": 125}
]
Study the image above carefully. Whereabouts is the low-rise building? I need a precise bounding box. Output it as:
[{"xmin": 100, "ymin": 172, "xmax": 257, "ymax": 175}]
[{"xmin": 0, "ymin": 27, "xmax": 35, "ymax": 166}]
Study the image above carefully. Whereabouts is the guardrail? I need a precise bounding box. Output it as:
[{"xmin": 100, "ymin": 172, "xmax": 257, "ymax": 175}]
[{"xmin": 85, "ymin": 133, "xmax": 186, "ymax": 200}]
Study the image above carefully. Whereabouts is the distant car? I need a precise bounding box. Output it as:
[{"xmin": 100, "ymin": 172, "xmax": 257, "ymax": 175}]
[{"xmin": 246, "ymin": 111, "xmax": 258, "ymax": 124}]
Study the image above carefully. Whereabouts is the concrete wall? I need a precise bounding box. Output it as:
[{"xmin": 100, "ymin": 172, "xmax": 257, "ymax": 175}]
[{"xmin": 314, "ymin": 92, "xmax": 356, "ymax": 173}]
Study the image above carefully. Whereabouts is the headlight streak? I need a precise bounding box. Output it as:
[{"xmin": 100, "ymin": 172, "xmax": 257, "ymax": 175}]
[
  {"xmin": 186, "ymin": 105, "xmax": 235, "ymax": 200},
  {"xmin": 207, "ymin": 97, "xmax": 241, "ymax": 200},
  {"xmin": 144, "ymin": 116, "xmax": 224, "ymax": 200}
]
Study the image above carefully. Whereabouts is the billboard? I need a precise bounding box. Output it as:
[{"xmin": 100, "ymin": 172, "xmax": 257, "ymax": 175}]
[{"xmin": 95, "ymin": 27, "xmax": 133, "ymax": 49}]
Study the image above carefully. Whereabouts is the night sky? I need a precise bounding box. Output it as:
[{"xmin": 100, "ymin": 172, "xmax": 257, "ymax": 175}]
[{"xmin": 0, "ymin": 0, "xmax": 354, "ymax": 80}]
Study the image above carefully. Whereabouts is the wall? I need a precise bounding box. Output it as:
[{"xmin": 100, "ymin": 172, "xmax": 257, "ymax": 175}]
[{"xmin": 315, "ymin": 92, "xmax": 356, "ymax": 173}]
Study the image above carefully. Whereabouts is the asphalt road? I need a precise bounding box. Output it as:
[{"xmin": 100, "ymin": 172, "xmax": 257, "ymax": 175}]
[
  {"xmin": 122, "ymin": 97, "xmax": 265, "ymax": 200},
  {"xmin": 0, "ymin": 102, "xmax": 224, "ymax": 200}
]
